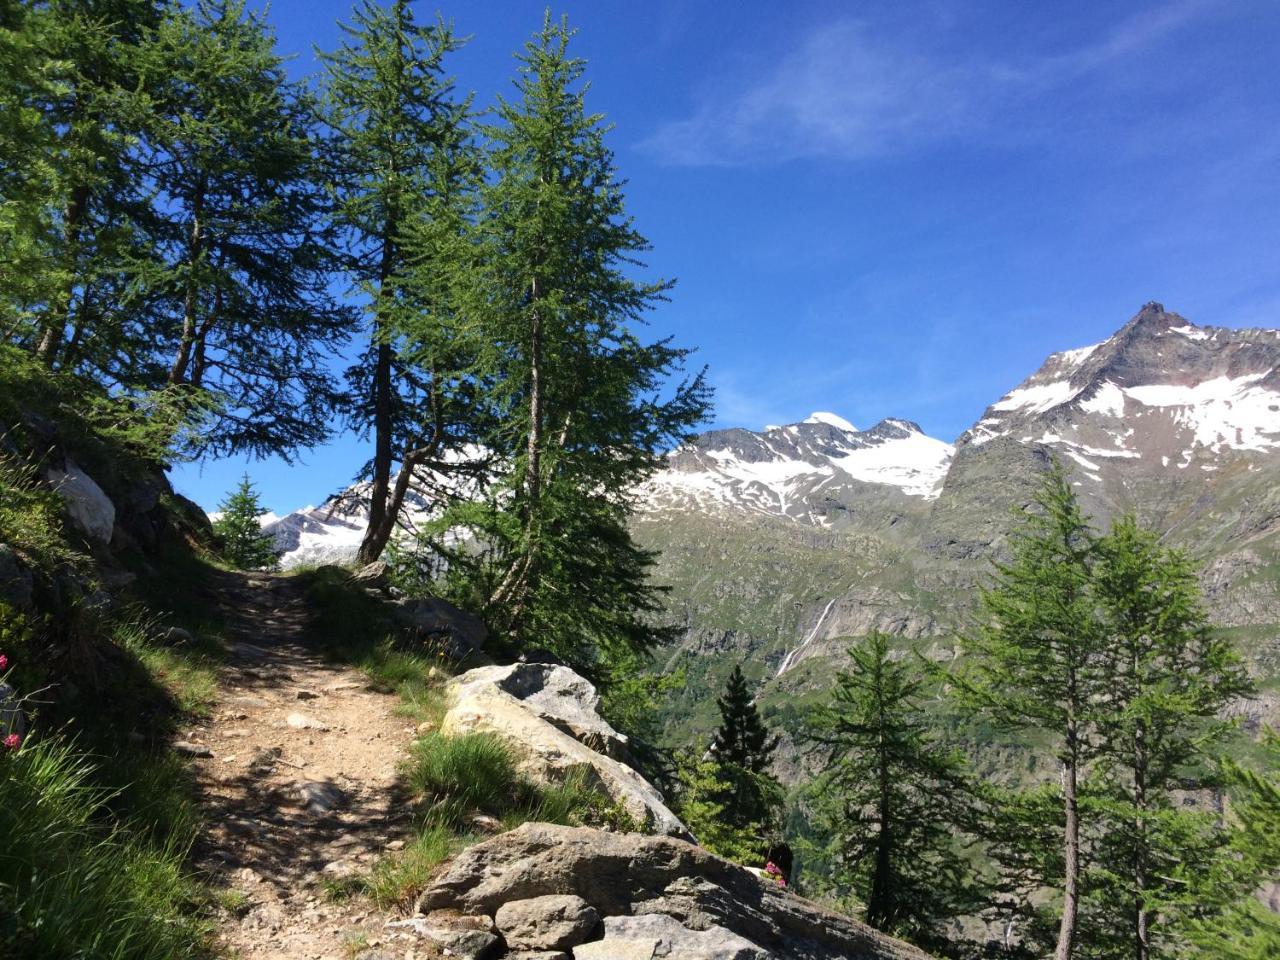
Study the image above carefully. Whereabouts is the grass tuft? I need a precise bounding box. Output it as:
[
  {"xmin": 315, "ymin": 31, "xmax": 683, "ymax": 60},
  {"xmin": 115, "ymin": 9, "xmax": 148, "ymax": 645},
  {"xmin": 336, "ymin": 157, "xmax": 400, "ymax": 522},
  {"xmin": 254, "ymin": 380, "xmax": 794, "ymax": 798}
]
[{"xmin": 0, "ymin": 735, "xmax": 212, "ymax": 959}]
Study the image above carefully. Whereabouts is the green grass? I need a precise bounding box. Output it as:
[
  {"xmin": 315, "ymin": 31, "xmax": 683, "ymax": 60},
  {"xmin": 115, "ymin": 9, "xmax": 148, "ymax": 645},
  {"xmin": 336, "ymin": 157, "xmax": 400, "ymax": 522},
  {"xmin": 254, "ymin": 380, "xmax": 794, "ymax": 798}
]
[{"xmin": 0, "ymin": 735, "xmax": 213, "ymax": 959}]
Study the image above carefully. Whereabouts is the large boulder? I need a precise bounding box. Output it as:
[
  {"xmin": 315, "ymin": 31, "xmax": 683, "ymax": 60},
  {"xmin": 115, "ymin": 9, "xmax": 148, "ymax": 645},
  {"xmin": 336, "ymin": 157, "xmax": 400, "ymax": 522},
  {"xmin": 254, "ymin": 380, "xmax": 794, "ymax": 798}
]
[
  {"xmin": 43, "ymin": 458, "xmax": 115, "ymax": 545},
  {"xmin": 417, "ymin": 823, "xmax": 931, "ymax": 960},
  {"xmin": 441, "ymin": 663, "xmax": 686, "ymax": 836},
  {"xmin": 393, "ymin": 595, "xmax": 488, "ymax": 659}
]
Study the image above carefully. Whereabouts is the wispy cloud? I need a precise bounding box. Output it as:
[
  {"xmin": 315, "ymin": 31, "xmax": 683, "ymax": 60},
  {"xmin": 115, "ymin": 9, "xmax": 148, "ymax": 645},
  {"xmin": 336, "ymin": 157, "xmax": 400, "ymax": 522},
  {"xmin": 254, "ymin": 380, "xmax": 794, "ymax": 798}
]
[{"xmin": 641, "ymin": 1, "xmax": 1214, "ymax": 167}]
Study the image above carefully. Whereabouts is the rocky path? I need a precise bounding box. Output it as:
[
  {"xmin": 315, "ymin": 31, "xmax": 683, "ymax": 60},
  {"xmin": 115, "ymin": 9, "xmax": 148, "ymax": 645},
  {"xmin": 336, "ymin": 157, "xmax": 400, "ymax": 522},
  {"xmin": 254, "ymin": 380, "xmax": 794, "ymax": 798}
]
[{"xmin": 181, "ymin": 570, "xmax": 418, "ymax": 960}]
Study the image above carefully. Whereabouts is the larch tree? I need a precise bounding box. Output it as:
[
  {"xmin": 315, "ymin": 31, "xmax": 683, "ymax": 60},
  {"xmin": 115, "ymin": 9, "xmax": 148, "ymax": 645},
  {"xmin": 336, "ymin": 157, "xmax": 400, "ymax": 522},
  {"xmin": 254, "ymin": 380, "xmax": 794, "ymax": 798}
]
[
  {"xmin": 4, "ymin": 0, "xmax": 166, "ymax": 372},
  {"xmin": 139, "ymin": 0, "xmax": 349, "ymax": 458},
  {"xmin": 804, "ymin": 632, "xmax": 979, "ymax": 950},
  {"xmin": 319, "ymin": 0, "xmax": 483, "ymax": 565},
  {"xmin": 449, "ymin": 13, "xmax": 709, "ymax": 665},
  {"xmin": 956, "ymin": 460, "xmax": 1107, "ymax": 960},
  {"xmin": 1088, "ymin": 516, "xmax": 1251, "ymax": 960}
]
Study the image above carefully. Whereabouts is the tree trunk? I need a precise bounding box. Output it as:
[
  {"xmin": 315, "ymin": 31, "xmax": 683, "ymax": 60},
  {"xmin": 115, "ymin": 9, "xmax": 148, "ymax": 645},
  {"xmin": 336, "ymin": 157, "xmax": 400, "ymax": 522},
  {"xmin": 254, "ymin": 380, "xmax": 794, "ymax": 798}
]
[
  {"xmin": 868, "ymin": 684, "xmax": 894, "ymax": 929},
  {"xmin": 356, "ymin": 233, "xmax": 398, "ymax": 566},
  {"xmin": 1054, "ymin": 715, "xmax": 1081, "ymax": 960},
  {"xmin": 505, "ymin": 279, "xmax": 544, "ymax": 640},
  {"xmin": 36, "ymin": 182, "xmax": 91, "ymax": 366},
  {"xmin": 1133, "ymin": 718, "xmax": 1149, "ymax": 960},
  {"xmin": 169, "ymin": 180, "xmax": 206, "ymax": 385}
]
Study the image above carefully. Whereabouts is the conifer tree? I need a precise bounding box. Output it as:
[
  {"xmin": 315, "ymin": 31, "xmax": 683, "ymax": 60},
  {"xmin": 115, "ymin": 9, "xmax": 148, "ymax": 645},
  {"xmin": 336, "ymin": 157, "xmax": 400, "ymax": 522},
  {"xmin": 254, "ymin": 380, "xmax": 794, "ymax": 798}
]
[
  {"xmin": 674, "ymin": 742, "xmax": 762, "ymax": 864},
  {"xmin": 1180, "ymin": 733, "xmax": 1280, "ymax": 959},
  {"xmin": 213, "ymin": 474, "xmax": 278, "ymax": 570},
  {"xmin": 3, "ymin": 0, "xmax": 166, "ymax": 371},
  {"xmin": 804, "ymin": 632, "xmax": 979, "ymax": 950},
  {"xmin": 709, "ymin": 664, "xmax": 782, "ymax": 843},
  {"xmin": 319, "ymin": 0, "xmax": 484, "ymax": 565},
  {"xmin": 1088, "ymin": 516, "xmax": 1251, "ymax": 960},
  {"xmin": 957, "ymin": 460, "xmax": 1106, "ymax": 960},
  {"xmin": 137, "ymin": 0, "xmax": 349, "ymax": 457},
  {"xmin": 448, "ymin": 13, "xmax": 709, "ymax": 664}
]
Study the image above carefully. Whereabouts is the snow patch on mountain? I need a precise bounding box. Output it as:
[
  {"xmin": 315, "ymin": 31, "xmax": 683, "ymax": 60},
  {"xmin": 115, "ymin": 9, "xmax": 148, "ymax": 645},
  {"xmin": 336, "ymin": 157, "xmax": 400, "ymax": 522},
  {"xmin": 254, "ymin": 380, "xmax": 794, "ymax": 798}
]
[
  {"xmin": 1125, "ymin": 373, "xmax": 1280, "ymax": 453},
  {"xmin": 803, "ymin": 411, "xmax": 857, "ymax": 432}
]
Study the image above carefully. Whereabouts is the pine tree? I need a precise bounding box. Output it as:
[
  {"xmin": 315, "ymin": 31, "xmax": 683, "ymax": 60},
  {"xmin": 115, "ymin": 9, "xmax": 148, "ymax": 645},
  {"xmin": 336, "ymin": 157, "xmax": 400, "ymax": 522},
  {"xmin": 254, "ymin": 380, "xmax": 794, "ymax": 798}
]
[
  {"xmin": 136, "ymin": 0, "xmax": 350, "ymax": 458},
  {"xmin": 804, "ymin": 632, "xmax": 980, "ymax": 951},
  {"xmin": 447, "ymin": 13, "xmax": 709, "ymax": 665},
  {"xmin": 1087, "ymin": 516, "xmax": 1252, "ymax": 960},
  {"xmin": 709, "ymin": 664, "xmax": 782, "ymax": 845},
  {"xmin": 319, "ymin": 0, "xmax": 485, "ymax": 565},
  {"xmin": 212, "ymin": 474, "xmax": 278, "ymax": 570},
  {"xmin": 956, "ymin": 460, "xmax": 1107, "ymax": 960}
]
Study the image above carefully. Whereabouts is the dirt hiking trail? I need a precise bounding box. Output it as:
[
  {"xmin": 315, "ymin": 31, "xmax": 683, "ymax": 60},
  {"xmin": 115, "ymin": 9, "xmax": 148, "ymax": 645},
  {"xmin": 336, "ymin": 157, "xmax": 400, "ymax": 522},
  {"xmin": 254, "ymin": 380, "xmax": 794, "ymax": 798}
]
[{"xmin": 182, "ymin": 570, "xmax": 420, "ymax": 960}]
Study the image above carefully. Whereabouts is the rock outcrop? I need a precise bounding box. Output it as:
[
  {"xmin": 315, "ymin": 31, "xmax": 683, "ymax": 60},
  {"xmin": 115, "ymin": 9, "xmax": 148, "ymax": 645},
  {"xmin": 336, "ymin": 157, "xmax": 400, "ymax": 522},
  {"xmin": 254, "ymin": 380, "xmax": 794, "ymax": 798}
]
[
  {"xmin": 392, "ymin": 594, "xmax": 488, "ymax": 659},
  {"xmin": 413, "ymin": 822, "xmax": 931, "ymax": 960},
  {"xmin": 43, "ymin": 457, "xmax": 115, "ymax": 545},
  {"xmin": 441, "ymin": 663, "xmax": 687, "ymax": 837}
]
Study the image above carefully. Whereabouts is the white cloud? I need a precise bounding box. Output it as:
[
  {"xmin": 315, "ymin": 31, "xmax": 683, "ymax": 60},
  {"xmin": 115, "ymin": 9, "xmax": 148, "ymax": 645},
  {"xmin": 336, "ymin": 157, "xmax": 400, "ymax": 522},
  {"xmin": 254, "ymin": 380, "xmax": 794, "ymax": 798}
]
[{"xmin": 641, "ymin": 1, "xmax": 1213, "ymax": 167}]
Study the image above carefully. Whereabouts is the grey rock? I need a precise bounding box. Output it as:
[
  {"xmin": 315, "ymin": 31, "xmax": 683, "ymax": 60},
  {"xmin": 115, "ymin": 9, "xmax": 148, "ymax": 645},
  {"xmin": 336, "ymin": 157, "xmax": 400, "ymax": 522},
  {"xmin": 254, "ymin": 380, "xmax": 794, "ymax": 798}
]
[
  {"xmin": 573, "ymin": 942, "xmax": 657, "ymax": 960},
  {"xmin": 507, "ymin": 953, "xmax": 569, "ymax": 960},
  {"xmin": 352, "ymin": 560, "xmax": 390, "ymax": 590},
  {"xmin": 387, "ymin": 916, "xmax": 499, "ymax": 959},
  {"xmin": 418, "ymin": 823, "xmax": 930, "ymax": 960},
  {"xmin": 286, "ymin": 712, "xmax": 328, "ymax": 731},
  {"xmin": 441, "ymin": 665, "xmax": 687, "ymax": 837},
  {"xmin": 595, "ymin": 913, "xmax": 767, "ymax": 960},
  {"xmin": 173, "ymin": 740, "xmax": 212, "ymax": 758},
  {"xmin": 297, "ymin": 780, "xmax": 346, "ymax": 813},
  {"xmin": 0, "ymin": 544, "xmax": 34, "ymax": 608},
  {"xmin": 43, "ymin": 458, "xmax": 116, "ymax": 544},
  {"xmin": 494, "ymin": 894, "xmax": 598, "ymax": 950},
  {"xmin": 158, "ymin": 626, "xmax": 194, "ymax": 646},
  {"xmin": 392, "ymin": 595, "xmax": 487, "ymax": 659}
]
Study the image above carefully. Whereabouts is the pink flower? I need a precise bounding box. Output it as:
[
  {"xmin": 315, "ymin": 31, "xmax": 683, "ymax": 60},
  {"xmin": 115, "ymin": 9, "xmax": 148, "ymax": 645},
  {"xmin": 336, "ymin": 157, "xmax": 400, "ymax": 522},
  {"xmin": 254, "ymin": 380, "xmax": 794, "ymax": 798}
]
[
  {"xmin": 778, "ymin": 878, "xmax": 787, "ymax": 888},
  {"xmin": 764, "ymin": 861, "xmax": 780, "ymax": 875},
  {"xmin": 3, "ymin": 733, "xmax": 19, "ymax": 751},
  {"xmin": 0, "ymin": 654, "xmax": 8, "ymax": 671}
]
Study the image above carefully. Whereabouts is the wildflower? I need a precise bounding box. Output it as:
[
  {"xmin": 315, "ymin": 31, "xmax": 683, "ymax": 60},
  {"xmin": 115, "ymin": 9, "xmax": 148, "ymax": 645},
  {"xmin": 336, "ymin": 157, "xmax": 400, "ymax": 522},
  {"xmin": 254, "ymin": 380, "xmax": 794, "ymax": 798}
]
[
  {"xmin": 3, "ymin": 733, "xmax": 19, "ymax": 751},
  {"xmin": 0, "ymin": 654, "xmax": 8, "ymax": 671}
]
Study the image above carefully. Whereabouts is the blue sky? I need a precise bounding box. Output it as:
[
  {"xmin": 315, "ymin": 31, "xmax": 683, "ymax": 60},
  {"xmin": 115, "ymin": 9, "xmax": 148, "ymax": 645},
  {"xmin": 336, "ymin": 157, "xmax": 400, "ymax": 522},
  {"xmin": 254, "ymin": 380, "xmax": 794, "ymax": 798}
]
[{"xmin": 171, "ymin": 0, "xmax": 1280, "ymax": 514}]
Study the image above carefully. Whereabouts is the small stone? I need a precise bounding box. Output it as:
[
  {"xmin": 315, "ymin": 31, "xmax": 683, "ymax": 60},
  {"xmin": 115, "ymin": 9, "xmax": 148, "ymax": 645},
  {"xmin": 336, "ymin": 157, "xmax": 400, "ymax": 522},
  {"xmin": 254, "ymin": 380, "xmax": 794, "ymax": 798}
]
[
  {"xmin": 321, "ymin": 859, "xmax": 360, "ymax": 879},
  {"xmin": 415, "ymin": 721, "xmax": 435, "ymax": 735},
  {"xmin": 173, "ymin": 740, "xmax": 213, "ymax": 758},
  {"xmin": 159, "ymin": 626, "xmax": 193, "ymax": 646},
  {"xmin": 296, "ymin": 689, "xmax": 320, "ymax": 700},
  {"xmin": 298, "ymin": 780, "xmax": 346, "ymax": 813},
  {"xmin": 286, "ymin": 712, "xmax": 328, "ymax": 731},
  {"xmin": 386, "ymin": 839, "xmax": 406, "ymax": 851},
  {"xmin": 467, "ymin": 813, "xmax": 502, "ymax": 834}
]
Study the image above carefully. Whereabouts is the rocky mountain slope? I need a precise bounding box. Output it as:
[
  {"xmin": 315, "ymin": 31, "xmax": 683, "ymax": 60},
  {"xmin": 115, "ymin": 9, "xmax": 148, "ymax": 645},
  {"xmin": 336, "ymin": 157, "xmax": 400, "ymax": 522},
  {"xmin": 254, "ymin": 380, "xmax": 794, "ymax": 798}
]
[
  {"xmin": 260, "ymin": 303, "xmax": 1280, "ymax": 763},
  {"xmin": 633, "ymin": 303, "xmax": 1280, "ymax": 757}
]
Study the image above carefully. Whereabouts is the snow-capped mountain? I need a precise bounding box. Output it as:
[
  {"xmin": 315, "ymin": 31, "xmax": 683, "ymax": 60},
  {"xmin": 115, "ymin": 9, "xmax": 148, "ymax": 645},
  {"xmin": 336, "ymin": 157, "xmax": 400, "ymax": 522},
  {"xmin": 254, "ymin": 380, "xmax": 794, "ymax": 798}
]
[
  {"xmin": 964, "ymin": 301, "xmax": 1280, "ymax": 476},
  {"xmin": 639, "ymin": 414, "xmax": 954, "ymax": 525}
]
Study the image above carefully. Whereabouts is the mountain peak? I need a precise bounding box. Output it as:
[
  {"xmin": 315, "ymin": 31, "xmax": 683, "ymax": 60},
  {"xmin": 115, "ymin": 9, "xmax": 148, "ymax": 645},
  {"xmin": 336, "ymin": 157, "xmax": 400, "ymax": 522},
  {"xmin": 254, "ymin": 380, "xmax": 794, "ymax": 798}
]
[{"xmin": 803, "ymin": 411, "xmax": 857, "ymax": 432}]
